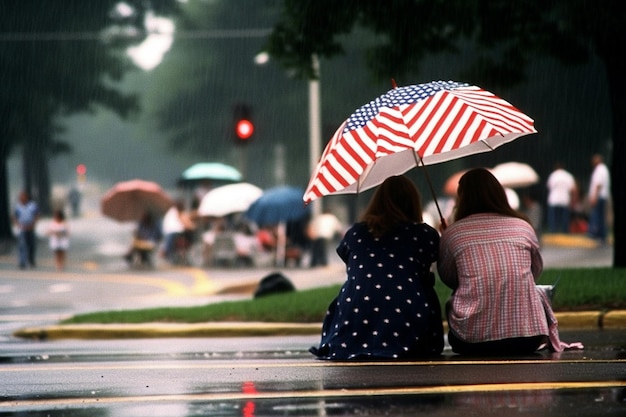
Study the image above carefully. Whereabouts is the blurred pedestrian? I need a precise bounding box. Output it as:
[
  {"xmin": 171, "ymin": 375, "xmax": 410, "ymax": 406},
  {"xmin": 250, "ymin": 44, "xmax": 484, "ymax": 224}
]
[
  {"xmin": 161, "ymin": 200, "xmax": 195, "ymax": 264},
  {"xmin": 12, "ymin": 190, "xmax": 39, "ymax": 269},
  {"xmin": 307, "ymin": 209, "xmax": 343, "ymax": 267},
  {"xmin": 47, "ymin": 209, "xmax": 69, "ymax": 271},
  {"xmin": 522, "ymin": 191, "xmax": 543, "ymax": 238},
  {"xmin": 569, "ymin": 179, "xmax": 588, "ymax": 233},
  {"xmin": 67, "ymin": 186, "xmax": 82, "ymax": 218},
  {"xmin": 546, "ymin": 162, "xmax": 575, "ymax": 233},
  {"xmin": 124, "ymin": 212, "xmax": 162, "ymax": 266},
  {"xmin": 587, "ymin": 154, "xmax": 611, "ymax": 244},
  {"xmin": 310, "ymin": 175, "xmax": 443, "ymax": 360}
]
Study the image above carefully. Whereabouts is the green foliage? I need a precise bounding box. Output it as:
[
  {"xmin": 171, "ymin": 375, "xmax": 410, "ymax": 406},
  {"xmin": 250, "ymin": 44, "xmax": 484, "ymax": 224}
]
[
  {"xmin": 145, "ymin": 0, "xmax": 396, "ymax": 186},
  {"xmin": 265, "ymin": 0, "xmax": 626, "ymax": 267},
  {"xmin": 0, "ymin": 0, "xmax": 181, "ymax": 231},
  {"xmin": 265, "ymin": 0, "xmax": 601, "ymax": 88},
  {"xmin": 63, "ymin": 268, "xmax": 626, "ymax": 325}
]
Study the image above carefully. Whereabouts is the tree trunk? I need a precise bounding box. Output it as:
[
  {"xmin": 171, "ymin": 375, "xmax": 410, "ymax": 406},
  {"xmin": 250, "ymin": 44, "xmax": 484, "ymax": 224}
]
[
  {"xmin": 34, "ymin": 143, "xmax": 51, "ymax": 216},
  {"xmin": 600, "ymin": 50, "xmax": 626, "ymax": 267},
  {"xmin": 22, "ymin": 137, "xmax": 52, "ymax": 216},
  {"xmin": 21, "ymin": 143, "xmax": 32, "ymax": 197},
  {"xmin": 0, "ymin": 153, "xmax": 15, "ymax": 253}
]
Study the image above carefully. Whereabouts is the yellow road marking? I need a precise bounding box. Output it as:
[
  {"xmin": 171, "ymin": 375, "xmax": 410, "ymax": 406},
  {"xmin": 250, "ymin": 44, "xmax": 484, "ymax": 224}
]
[
  {"xmin": 0, "ymin": 269, "xmax": 210, "ymax": 297},
  {"xmin": 2, "ymin": 381, "xmax": 625, "ymax": 408},
  {"xmin": 185, "ymin": 267, "xmax": 218, "ymax": 295},
  {"xmin": 1, "ymin": 358, "xmax": 624, "ymax": 373}
]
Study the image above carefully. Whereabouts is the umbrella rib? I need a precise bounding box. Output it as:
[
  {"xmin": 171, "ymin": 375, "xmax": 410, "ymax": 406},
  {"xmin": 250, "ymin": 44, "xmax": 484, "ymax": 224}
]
[{"xmin": 481, "ymin": 137, "xmax": 498, "ymax": 151}]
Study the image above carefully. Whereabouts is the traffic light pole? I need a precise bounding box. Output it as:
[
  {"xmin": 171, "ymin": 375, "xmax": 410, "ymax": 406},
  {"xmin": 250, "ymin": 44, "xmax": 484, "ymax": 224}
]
[
  {"xmin": 308, "ymin": 54, "xmax": 322, "ymax": 218},
  {"xmin": 237, "ymin": 145, "xmax": 247, "ymax": 180}
]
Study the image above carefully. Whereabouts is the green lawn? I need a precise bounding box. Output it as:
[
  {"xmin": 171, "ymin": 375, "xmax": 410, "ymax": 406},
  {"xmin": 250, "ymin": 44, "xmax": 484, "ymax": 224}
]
[{"xmin": 63, "ymin": 268, "xmax": 626, "ymax": 324}]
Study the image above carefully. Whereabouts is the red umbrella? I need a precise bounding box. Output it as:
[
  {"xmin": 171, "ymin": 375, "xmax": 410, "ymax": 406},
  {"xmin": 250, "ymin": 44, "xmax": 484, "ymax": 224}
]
[
  {"xmin": 303, "ymin": 81, "xmax": 537, "ymax": 211},
  {"xmin": 101, "ymin": 179, "xmax": 173, "ymax": 222}
]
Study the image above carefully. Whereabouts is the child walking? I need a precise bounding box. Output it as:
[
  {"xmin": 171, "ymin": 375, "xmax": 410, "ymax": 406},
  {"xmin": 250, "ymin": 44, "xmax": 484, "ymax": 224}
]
[{"xmin": 48, "ymin": 210, "xmax": 69, "ymax": 271}]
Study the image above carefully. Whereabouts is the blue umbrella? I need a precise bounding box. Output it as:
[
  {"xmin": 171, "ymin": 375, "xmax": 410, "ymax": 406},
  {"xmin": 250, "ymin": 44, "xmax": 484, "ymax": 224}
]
[
  {"xmin": 245, "ymin": 186, "xmax": 310, "ymax": 227},
  {"xmin": 180, "ymin": 162, "xmax": 242, "ymax": 182},
  {"xmin": 246, "ymin": 186, "xmax": 311, "ymax": 267}
]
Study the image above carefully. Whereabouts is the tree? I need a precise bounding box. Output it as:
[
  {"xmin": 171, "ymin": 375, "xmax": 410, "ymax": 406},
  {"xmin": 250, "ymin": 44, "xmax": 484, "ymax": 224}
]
[
  {"xmin": 143, "ymin": 0, "xmax": 308, "ymax": 186},
  {"xmin": 0, "ymin": 0, "xmax": 180, "ymax": 248},
  {"xmin": 266, "ymin": 0, "xmax": 625, "ymax": 267}
]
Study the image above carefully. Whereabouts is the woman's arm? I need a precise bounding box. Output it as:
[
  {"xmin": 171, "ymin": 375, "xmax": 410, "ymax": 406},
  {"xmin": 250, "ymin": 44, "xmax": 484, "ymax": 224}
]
[{"xmin": 437, "ymin": 233, "xmax": 458, "ymax": 290}]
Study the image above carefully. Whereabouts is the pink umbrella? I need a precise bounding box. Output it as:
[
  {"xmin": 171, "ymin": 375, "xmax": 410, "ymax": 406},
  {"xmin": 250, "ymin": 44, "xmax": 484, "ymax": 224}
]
[
  {"xmin": 101, "ymin": 179, "xmax": 173, "ymax": 222},
  {"xmin": 443, "ymin": 170, "xmax": 468, "ymax": 197}
]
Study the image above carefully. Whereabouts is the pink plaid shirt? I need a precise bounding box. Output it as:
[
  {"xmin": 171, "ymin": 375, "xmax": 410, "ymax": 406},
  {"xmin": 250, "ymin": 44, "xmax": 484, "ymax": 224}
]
[{"xmin": 438, "ymin": 213, "xmax": 548, "ymax": 343}]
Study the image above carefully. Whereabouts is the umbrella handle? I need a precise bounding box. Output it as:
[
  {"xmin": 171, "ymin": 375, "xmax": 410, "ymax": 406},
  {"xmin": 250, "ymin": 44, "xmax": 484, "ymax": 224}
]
[{"xmin": 414, "ymin": 152, "xmax": 447, "ymax": 231}]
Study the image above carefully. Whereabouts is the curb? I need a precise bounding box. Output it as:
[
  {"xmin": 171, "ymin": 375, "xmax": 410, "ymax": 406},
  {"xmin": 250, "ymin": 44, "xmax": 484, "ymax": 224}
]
[
  {"xmin": 12, "ymin": 311, "xmax": 626, "ymax": 340},
  {"xmin": 12, "ymin": 322, "xmax": 322, "ymax": 340},
  {"xmin": 604, "ymin": 310, "xmax": 626, "ymax": 329}
]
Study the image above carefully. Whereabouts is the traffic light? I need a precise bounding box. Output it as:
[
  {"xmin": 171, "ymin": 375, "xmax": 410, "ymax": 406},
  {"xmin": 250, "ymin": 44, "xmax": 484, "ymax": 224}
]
[
  {"xmin": 236, "ymin": 119, "xmax": 254, "ymax": 140},
  {"xmin": 76, "ymin": 164, "xmax": 87, "ymax": 175},
  {"xmin": 76, "ymin": 163, "xmax": 87, "ymax": 182},
  {"xmin": 233, "ymin": 103, "xmax": 254, "ymax": 143}
]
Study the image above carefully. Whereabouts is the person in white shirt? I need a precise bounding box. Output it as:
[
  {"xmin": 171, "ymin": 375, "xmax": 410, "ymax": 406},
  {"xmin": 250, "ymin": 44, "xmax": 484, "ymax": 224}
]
[
  {"xmin": 587, "ymin": 154, "xmax": 611, "ymax": 244},
  {"xmin": 307, "ymin": 209, "xmax": 343, "ymax": 267},
  {"xmin": 546, "ymin": 162, "xmax": 575, "ymax": 233}
]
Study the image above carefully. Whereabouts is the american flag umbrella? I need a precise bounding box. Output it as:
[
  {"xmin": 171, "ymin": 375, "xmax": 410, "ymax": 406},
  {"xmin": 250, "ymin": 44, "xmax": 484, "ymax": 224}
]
[{"xmin": 303, "ymin": 80, "xmax": 537, "ymax": 206}]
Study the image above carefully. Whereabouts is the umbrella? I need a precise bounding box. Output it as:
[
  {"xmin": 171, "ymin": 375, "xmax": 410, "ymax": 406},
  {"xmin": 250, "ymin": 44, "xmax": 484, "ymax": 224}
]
[
  {"xmin": 443, "ymin": 170, "xmax": 468, "ymax": 197},
  {"xmin": 492, "ymin": 162, "xmax": 539, "ymax": 189},
  {"xmin": 180, "ymin": 162, "xmax": 242, "ymax": 183},
  {"xmin": 303, "ymin": 80, "xmax": 537, "ymax": 207},
  {"xmin": 505, "ymin": 188, "xmax": 520, "ymax": 210},
  {"xmin": 246, "ymin": 186, "xmax": 310, "ymax": 227},
  {"xmin": 246, "ymin": 186, "xmax": 311, "ymax": 267},
  {"xmin": 197, "ymin": 182, "xmax": 263, "ymax": 217},
  {"xmin": 101, "ymin": 179, "xmax": 173, "ymax": 222}
]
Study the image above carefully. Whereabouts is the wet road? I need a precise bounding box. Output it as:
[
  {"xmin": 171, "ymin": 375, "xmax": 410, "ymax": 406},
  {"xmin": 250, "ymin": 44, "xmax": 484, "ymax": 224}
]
[{"xmin": 1, "ymin": 330, "xmax": 626, "ymax": 416}]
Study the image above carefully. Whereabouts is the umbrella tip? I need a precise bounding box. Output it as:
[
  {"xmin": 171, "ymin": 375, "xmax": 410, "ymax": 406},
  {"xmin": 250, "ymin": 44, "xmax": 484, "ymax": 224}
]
[{"xmin": 391, "ymin": 78, "xmax": 398, "ymax": 89}]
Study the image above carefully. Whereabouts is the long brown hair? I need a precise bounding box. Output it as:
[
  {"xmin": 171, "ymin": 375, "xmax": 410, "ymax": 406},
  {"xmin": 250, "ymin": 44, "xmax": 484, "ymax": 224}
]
[
  {"xmin": 454, "ymin": 168, "xmax": 529, "ymax": 223},
  {"xmin": 360, "ymin": 175, "xmax": 423, "ymax": 237}
]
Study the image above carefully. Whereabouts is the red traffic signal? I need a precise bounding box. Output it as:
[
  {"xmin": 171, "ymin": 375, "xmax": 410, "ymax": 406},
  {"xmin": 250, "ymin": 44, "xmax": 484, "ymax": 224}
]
[
  {"xmin": 236, "ymin": 119, "xmax": 254, "ymax": 140},
  {"xmin": 76, "ymin": 164, "xmax": 87, "ymax": 175},
  {"xmin": 233, "ymin": 103, "xmax": 254, "ymax": 143}
]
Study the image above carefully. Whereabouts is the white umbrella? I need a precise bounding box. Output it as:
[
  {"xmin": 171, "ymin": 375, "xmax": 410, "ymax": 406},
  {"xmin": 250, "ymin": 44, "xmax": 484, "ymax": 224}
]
[
  {"xmin": 197, "ymin": 182, "xmax": 263, "ymax": 217},
  {"xmin": 505, "ymin": 188, "xmax": 520, "ymax": 210},
  {"xmin": 492, "ymin": 162, "xmax": 539, "ymax": 188}
]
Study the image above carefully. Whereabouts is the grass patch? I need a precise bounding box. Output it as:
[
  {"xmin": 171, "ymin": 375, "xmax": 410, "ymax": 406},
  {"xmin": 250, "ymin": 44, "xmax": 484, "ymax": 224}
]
[
  {"xmin": 63, "ymin": 268, "xmax": 626, "ymax": 324},
  {"xmin": 63, "ymin": 286, "xmax": 338, "ymax": 324}
]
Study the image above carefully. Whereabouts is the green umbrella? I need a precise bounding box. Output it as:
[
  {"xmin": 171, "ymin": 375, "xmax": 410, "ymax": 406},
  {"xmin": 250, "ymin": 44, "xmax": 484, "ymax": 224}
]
[{"xmin": 180, "ymin": 162, "xmax": 242, "ymax": 182}]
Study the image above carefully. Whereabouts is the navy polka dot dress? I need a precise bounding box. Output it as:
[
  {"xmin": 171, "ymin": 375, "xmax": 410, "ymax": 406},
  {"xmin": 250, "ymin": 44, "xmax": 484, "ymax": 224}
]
[{"xmin": 310, "ymin": 221, "xmax": 444, "ymax": 360}]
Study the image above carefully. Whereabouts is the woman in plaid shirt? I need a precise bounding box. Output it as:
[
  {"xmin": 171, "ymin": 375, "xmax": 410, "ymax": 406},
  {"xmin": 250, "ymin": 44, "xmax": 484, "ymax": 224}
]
[{"xmin": 438, "ymin": 168, "xmax": 549, "ymax": 355}]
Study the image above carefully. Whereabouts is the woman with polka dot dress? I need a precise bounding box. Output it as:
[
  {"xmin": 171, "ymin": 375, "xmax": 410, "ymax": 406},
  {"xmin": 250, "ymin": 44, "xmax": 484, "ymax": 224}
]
[{"xmin": 310, "ymin": 175, "xmax": 443, "ymax": 360}]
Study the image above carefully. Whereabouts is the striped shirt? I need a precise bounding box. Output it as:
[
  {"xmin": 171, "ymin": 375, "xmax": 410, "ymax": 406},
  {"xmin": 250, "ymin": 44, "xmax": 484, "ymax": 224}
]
[{"xmin": 438, "ymin": 213, "xmax": 548, "ymax": 343}]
